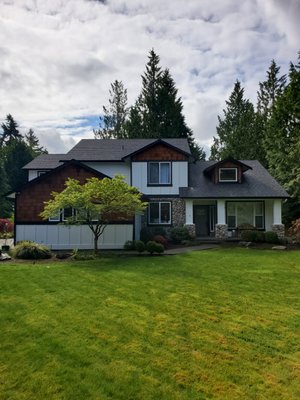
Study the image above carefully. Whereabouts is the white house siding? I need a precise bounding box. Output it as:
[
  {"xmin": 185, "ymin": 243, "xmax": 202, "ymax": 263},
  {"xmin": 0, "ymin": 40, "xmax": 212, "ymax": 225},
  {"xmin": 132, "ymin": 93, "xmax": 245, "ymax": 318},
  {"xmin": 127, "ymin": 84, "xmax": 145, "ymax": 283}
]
[
  {"xmin": 28, "ymin": 171, "xmax": 38, "ymax": 181},
  {"xmin": 131, "ymin": 161, "xmax": 188, "ymax": 195},
  {"xmin": 83, "ymin": 162, "xmax": 131, "ymax": 184},
  {"xmin": 16, "ymin": 224, "xmax": 133, "ymax": 250}
]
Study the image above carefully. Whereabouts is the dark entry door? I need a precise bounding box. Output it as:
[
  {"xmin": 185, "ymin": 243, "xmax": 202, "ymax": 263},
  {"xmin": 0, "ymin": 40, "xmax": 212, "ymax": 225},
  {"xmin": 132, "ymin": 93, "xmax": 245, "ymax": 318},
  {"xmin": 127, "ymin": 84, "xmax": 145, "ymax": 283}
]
[{"xmin": 194, "ymin": 205, "xmax": 209, "ymax": 236}]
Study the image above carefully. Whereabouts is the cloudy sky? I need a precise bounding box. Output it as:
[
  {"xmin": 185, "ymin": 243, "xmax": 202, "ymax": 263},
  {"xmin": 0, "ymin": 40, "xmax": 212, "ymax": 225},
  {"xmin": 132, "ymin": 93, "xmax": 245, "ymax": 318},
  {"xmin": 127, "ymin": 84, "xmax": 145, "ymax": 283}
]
[{"xmin": 0, "ymin": 0, "xmax": 299, "ymax": 154}]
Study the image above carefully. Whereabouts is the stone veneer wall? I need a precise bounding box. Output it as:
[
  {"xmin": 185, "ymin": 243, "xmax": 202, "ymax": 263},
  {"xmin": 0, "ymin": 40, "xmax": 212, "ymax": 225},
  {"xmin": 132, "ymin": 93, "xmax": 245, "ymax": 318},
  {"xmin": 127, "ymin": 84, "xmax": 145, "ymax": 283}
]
[
  {"xmin": 271, "ymin": 224, "xmax": 285, "ymax": 239},
  {"xmin": 215, "ymin": 224, "xmax": 228, "ymax": 240}
]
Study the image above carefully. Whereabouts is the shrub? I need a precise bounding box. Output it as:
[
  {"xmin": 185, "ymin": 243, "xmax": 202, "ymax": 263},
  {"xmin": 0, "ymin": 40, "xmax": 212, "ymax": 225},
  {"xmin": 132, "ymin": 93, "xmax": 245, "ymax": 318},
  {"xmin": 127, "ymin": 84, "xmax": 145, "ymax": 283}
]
[
  {"xmin": 124, "ymin": 240, "xmax": 136, "ymax": 250},
  {"xmin": 288, "ymin": 218, "xmax": 300, "ymax": 243},
  {"xmin": 146, "ymin": 241, "xmax": 164, "ymax": 255},
  {"xmin": 152, "ymin": 235, "xmax": 168, "ymax": 248},
  {"xmin": 264, "ymin": 231, "xmax": 280, "ymax": 244},
  {"xmin": 170, "ymin": 226, "xmax": 191, "ymax": 244},
  {"xmin": 135, "ymin": 240, "xmax": 146, "ymax": 253},
  {"xmin": 140, "ymin": 227, "xmax": 152, "ymax": 244},
  {"xmin": 13, "ymin": 241, "xmax": 52, "ymax": 260},
  {"xmin": 151, "ymin": 227, "xmax": 166, "ymax": 237},
  {"xmin": 0, "ymin": 219, "xmax": 14, "ymax": 238},
  {"xmin": 241, "ymin": 230, "xmax": 265, "ymax": 243},
  {"xmin": 238, "ymin": 223, "xmax": 255, "ymax": 231}
]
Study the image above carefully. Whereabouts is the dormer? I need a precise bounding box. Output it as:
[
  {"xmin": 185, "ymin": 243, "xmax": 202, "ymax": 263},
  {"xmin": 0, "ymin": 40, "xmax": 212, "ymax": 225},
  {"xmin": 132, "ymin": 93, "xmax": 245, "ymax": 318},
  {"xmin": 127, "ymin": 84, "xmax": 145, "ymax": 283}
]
[{"xmin": 204, "ymin": 157, "xmax": 252, "ymax": 184}]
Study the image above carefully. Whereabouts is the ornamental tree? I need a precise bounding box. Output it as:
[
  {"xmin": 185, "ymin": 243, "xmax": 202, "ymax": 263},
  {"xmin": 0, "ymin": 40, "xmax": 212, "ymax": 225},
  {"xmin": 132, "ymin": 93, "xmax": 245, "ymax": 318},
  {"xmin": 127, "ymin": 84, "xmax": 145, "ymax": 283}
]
[{"xmin": 40, "ymin": 175, "xmax": 147, "ymax": 253}]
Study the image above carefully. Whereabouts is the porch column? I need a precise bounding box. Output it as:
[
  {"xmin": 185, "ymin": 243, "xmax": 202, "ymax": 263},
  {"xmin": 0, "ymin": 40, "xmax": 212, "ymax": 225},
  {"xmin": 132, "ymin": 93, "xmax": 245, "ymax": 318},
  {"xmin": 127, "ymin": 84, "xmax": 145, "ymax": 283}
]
[
  {"xmin": 184, "ymin": 199, "xmax": 196, "ymax": 238},
  {"xmin": 273, "ymin": 199, "xmax": 282, "ymax": 224},
  {"xmin": 272, "ymin": 199, "xmax": 285, "ymax": 239},
  {"xmin": 215, "ymin": 199, "xmax": 228, "ymax": 240}
]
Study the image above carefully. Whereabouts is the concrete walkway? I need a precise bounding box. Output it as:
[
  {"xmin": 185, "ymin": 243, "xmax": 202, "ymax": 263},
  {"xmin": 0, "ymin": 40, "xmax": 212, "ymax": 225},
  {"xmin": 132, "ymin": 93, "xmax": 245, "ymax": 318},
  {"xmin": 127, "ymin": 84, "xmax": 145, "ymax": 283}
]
[{"xmin": 164, "ymin": 244, "xmax": 219, "ymax": 255}]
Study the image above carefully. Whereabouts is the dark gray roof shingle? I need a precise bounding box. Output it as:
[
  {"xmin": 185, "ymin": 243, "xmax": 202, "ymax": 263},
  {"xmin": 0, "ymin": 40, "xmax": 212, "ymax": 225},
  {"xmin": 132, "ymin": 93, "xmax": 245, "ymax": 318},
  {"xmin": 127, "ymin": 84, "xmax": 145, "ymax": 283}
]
[
  {"xmin": 179, "ymin": 160, "xmax": 289, "ymax": 198},
  {"xmin": 22, "ymin": 154, "xmax": 67, "ymax": 170},
  {"xmin": 66, "ymin": 138, "xmax": 191, "ymax": 160},
  {"xmin": 23, "ymin": 138, "xmax": 191, "ymax": 169}
]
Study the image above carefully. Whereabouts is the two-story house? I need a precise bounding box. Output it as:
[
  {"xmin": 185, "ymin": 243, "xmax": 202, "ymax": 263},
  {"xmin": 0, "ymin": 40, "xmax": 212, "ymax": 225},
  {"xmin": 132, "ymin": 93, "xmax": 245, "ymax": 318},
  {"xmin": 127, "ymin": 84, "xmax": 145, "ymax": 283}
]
[{"xmin": 9, "ymin": 138, "xmax": 288, "ymax": 249}]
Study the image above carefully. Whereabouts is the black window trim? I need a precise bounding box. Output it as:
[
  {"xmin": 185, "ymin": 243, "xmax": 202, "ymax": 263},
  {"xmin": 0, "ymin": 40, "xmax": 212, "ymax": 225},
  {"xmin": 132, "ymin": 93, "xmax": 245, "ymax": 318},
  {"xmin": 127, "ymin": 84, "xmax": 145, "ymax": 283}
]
[
  {"xmin": 147, "ymin": 161, "xmax": 172, "ymax": 186},
  {"xmin": 148, "ymin": 201, "xmax": 172, "ymax": 225}
]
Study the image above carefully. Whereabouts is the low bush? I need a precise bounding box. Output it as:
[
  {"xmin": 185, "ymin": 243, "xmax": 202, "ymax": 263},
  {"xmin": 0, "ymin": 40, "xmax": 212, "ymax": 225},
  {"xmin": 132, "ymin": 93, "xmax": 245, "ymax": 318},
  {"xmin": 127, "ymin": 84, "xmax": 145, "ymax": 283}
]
[
  {"xmin": 170, "ymin": 226, "xmax": 191, "ymax": 244},
  {"xmin": 288, "ymin": 218, "xmax": 300, "ymax": 243},
  {"xmin": 264, "ymin": 231, "xmax": 280, "ymax": 244},
  {"xmin": 241, "ymin": 230, "xmax": 265, "ymax": 243},
  {"xmin": 13, "ymin": 241, "xmax": 52, "ymax": 260},
  {"xmin": 135, "ymin": 240, "xmax": 146, "ymax": 253},
  {"xmin": 152, "ymin": 235, "xmax": 168, "ymax": 248},
  {"xmin": 140, "ymin": 227, "xmax": 152, "ymax": 244},
  {"xmin": 146, "ymin": 241, "xmax": 164, "ymax": 255},
  {"xmin": 124, "ymin": 240, "xmax": 136, "ymax": 250}
]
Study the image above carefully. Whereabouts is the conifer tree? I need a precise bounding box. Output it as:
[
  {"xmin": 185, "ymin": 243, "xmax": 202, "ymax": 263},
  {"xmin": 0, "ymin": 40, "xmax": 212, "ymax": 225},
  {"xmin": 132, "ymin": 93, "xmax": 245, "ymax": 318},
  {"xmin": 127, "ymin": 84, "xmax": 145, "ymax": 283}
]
[
  {"xmin": 25, "ymin": 128, "xmax": 47, "ymax": 156},
  {"xmin": 265, "ymin": 55, "xmax": 300, "ymax": 220},
  {"xmin": 210, "ymin": 80, "xmax": 263, "ymax": 161},
  {"xmin": 94, "ymin": 80, "xmax": 129, "ymax": 139},
  {"xmin": 0, "ymin": 114, "xmax": 22, "ymax": 147},
  {"xmin": 126, "ymin": 50, "xmax": 205, "ymax": 159}
]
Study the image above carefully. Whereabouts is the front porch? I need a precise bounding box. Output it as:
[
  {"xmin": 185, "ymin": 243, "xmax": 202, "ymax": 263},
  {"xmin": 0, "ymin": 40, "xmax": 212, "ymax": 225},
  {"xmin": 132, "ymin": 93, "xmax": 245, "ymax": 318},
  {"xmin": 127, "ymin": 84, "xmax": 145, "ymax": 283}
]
[{"xmin": 184, "ymin": 198, "xmax": 285, "ymax": 240}]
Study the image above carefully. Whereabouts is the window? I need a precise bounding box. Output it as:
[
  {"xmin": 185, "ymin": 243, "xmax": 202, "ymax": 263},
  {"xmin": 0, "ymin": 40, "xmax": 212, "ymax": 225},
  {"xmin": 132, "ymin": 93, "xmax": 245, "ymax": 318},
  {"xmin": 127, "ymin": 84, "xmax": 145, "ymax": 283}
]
[
  {"xmin": 49, "ymin": 210, "xmax": 60, "ymax": 222},
  {"xmin": 148, "ymin": 162, "xmax": 171, "ymax": 185},
  {"xmin": 37, "ymin": 170, "xmax": 48, "ymax": 177},
  {"xmin": 219, "ymin": 168, "xmax": 237, "ymax": 182},
  {"xmin": 149, "ymin": 202, "xmax": 171, "ymax": 225},
  {"xmin": 226, "ymin": 202, "xmax": 264, "ymax": 229},
  {"xmin": 62, "ymin": 207, "xmax": 76, "ymax": 221}
]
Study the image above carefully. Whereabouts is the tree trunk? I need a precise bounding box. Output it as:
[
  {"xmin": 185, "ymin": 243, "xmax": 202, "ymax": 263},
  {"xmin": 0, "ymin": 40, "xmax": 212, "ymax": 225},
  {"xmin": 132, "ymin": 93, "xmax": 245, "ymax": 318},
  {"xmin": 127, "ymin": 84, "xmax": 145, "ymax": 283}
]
[{"xmin": 94, "ymin": 235, "xmax": 99, "ymax": 254}]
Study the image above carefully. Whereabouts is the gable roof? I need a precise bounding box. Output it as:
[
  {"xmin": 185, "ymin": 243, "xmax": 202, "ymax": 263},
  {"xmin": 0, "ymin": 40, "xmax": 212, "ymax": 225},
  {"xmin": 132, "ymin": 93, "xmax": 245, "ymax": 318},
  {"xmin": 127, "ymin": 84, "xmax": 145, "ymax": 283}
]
[
  {"xmin": 203, "ymin": 157, "xmax": 252, "ymax": 175},
  {"xmin": 179, "ymin": 160, "xmax": 289, "ymax": 199},
  {"xmin": 23, "ymin": 138, "xmax": 191, "ymax": 169}
]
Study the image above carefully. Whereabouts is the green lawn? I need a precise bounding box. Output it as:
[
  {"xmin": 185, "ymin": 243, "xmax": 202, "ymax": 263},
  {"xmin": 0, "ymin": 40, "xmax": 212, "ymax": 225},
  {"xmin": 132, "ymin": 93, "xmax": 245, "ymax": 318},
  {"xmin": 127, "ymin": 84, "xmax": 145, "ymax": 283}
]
[{"xmin": 0, "ymin": 249, "xmax": 300, "ymax": 400}]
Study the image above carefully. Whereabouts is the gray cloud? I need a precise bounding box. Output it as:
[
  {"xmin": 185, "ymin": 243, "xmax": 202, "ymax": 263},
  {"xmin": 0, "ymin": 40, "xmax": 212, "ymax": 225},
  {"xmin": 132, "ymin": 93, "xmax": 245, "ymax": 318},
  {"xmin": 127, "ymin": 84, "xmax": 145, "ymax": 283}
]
[{"xmin": 0, "ymin": 0, "xmax": 298, "ymax": 153}]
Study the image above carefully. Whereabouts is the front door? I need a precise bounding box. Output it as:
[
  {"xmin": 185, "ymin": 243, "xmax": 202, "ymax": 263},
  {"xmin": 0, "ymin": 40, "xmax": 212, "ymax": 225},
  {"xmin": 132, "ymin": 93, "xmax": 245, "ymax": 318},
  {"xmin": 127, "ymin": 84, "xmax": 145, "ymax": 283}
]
[{"xmin": 194, "ymin": 205, "xmax": 210, "ymax": 236}]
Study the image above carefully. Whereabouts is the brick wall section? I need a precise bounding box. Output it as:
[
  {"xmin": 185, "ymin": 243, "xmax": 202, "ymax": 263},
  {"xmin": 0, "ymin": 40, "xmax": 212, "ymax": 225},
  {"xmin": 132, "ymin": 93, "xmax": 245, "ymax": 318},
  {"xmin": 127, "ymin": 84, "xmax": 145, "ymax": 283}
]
[
  {"xmin": 132, "ymin": 144, "xmax": 188, "ymax": 161},
  {"xmin": 16, "ymin": 164, "xmax": 102, "ymax": 222},
  {"xmin": 212, "ymin": 161, "xmax": 242, "ymax": 183}
]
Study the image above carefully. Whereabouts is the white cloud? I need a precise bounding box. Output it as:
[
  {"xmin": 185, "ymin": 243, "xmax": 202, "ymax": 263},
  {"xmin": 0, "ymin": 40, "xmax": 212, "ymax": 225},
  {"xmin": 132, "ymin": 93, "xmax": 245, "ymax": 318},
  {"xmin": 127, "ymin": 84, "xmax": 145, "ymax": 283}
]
[{"xmin": 0, "ymin": 0, "xmax": 298, "ymax": 154}]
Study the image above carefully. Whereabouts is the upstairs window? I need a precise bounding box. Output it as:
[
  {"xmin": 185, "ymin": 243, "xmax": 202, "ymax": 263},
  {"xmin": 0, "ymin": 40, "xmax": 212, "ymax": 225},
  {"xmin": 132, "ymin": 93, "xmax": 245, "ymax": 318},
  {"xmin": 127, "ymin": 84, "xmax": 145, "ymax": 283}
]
[
  {"xmin": 148, "ymin": 162, "xmax": 171, "ymax": 185},
  {"xmin": 219, "ymin": 168, "xmax": 237, "ymax": 182}
]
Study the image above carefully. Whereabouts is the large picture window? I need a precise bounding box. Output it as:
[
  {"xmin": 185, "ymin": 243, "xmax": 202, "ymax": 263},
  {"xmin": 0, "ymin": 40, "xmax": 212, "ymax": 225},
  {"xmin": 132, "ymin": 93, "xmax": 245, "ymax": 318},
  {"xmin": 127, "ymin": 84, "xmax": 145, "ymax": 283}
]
[
  {"xmin": 148, "ymin": 162, "xmax": 171, "ymax": 185},
  {"xmin": 226, "ymin": 201, "xmax": 264, "ymax": 229},
  {"xmin": 148, "ymin": 202, "xmax": 171, "ymax": 225}
]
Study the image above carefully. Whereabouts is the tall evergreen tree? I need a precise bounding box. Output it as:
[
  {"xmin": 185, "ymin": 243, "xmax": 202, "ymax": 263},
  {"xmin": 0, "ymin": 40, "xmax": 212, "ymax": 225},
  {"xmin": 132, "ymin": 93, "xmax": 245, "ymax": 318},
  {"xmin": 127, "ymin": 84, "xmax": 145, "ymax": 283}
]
[
  {"xmin": 265, "ymin": 55, "xmax": 300, "ymax": 221},
  {"xmin": 0, "ymin": 149, "xmax": 12, "ymax": 217},
  {"xmin": 25, "ymin": 128, "xmax": 47, "ymax": 156},
  {"xmin": 257, "ymin": 60, "xmax": 286, "ymax": 118},
  {"xmin": 94, "ymin": 80, "xmax": 129, "ymax": 139},
  {"xmin": 126, "ymin": 50, "xmax": 205, "ymax": 159},
  {"xmin": 0, "ymin": 114, "xmax": 22, "ymax": 147},
  {"xmin": 210, "ymin": 80, "xmax": 263, "ymax": 161}
]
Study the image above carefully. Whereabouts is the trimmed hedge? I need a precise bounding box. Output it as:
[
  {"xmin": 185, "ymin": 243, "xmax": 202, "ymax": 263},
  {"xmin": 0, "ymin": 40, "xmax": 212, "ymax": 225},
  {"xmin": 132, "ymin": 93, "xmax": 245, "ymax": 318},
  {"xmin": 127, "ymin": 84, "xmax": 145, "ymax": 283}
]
[
  {"xmin": 170, "ymin": 226, "xmax": 191, "ymax": 244},
  {"xmin": 146, "ymin": 241, "xmax": 164, "ymax": 255}
]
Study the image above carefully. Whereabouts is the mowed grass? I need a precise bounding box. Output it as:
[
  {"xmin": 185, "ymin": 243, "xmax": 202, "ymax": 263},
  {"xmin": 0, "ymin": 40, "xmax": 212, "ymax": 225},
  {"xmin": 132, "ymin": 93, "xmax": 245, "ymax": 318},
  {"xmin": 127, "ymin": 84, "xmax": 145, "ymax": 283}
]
[{"xmin": 0, "ymin": 249, "xmax": 300, "ymax": 400}]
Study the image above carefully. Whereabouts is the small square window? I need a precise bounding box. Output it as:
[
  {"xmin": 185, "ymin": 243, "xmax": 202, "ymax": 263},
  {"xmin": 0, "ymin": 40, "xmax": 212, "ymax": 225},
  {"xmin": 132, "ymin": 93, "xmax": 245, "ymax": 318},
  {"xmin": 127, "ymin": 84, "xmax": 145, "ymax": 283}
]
[{"xmin": 219, "ymin": 168, "xmax": 237, "ymax": 182}]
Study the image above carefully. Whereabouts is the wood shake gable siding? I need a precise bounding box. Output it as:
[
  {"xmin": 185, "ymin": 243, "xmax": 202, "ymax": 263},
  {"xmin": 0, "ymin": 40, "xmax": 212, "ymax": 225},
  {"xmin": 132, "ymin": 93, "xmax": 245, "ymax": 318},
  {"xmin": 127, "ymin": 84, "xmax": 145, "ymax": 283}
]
[
  {"xmin": 132, "ymin": 143, "xmax": 188, "ymax": 161},
  {"xmin": 16, "ymin": 163, "xmax": 103, "ymax": 222}
]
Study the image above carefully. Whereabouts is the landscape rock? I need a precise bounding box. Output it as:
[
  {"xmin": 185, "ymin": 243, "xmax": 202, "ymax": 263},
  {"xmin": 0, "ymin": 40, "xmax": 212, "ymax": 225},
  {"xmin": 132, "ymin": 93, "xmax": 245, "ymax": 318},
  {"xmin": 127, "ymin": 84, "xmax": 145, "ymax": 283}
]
[
  {"xmin": 272, "ymin": 245, "xmax": 287, "ymax": 250},
  {"xmin": 0, "ymin": 252, "xmax": 11, "ymax": 261}
]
